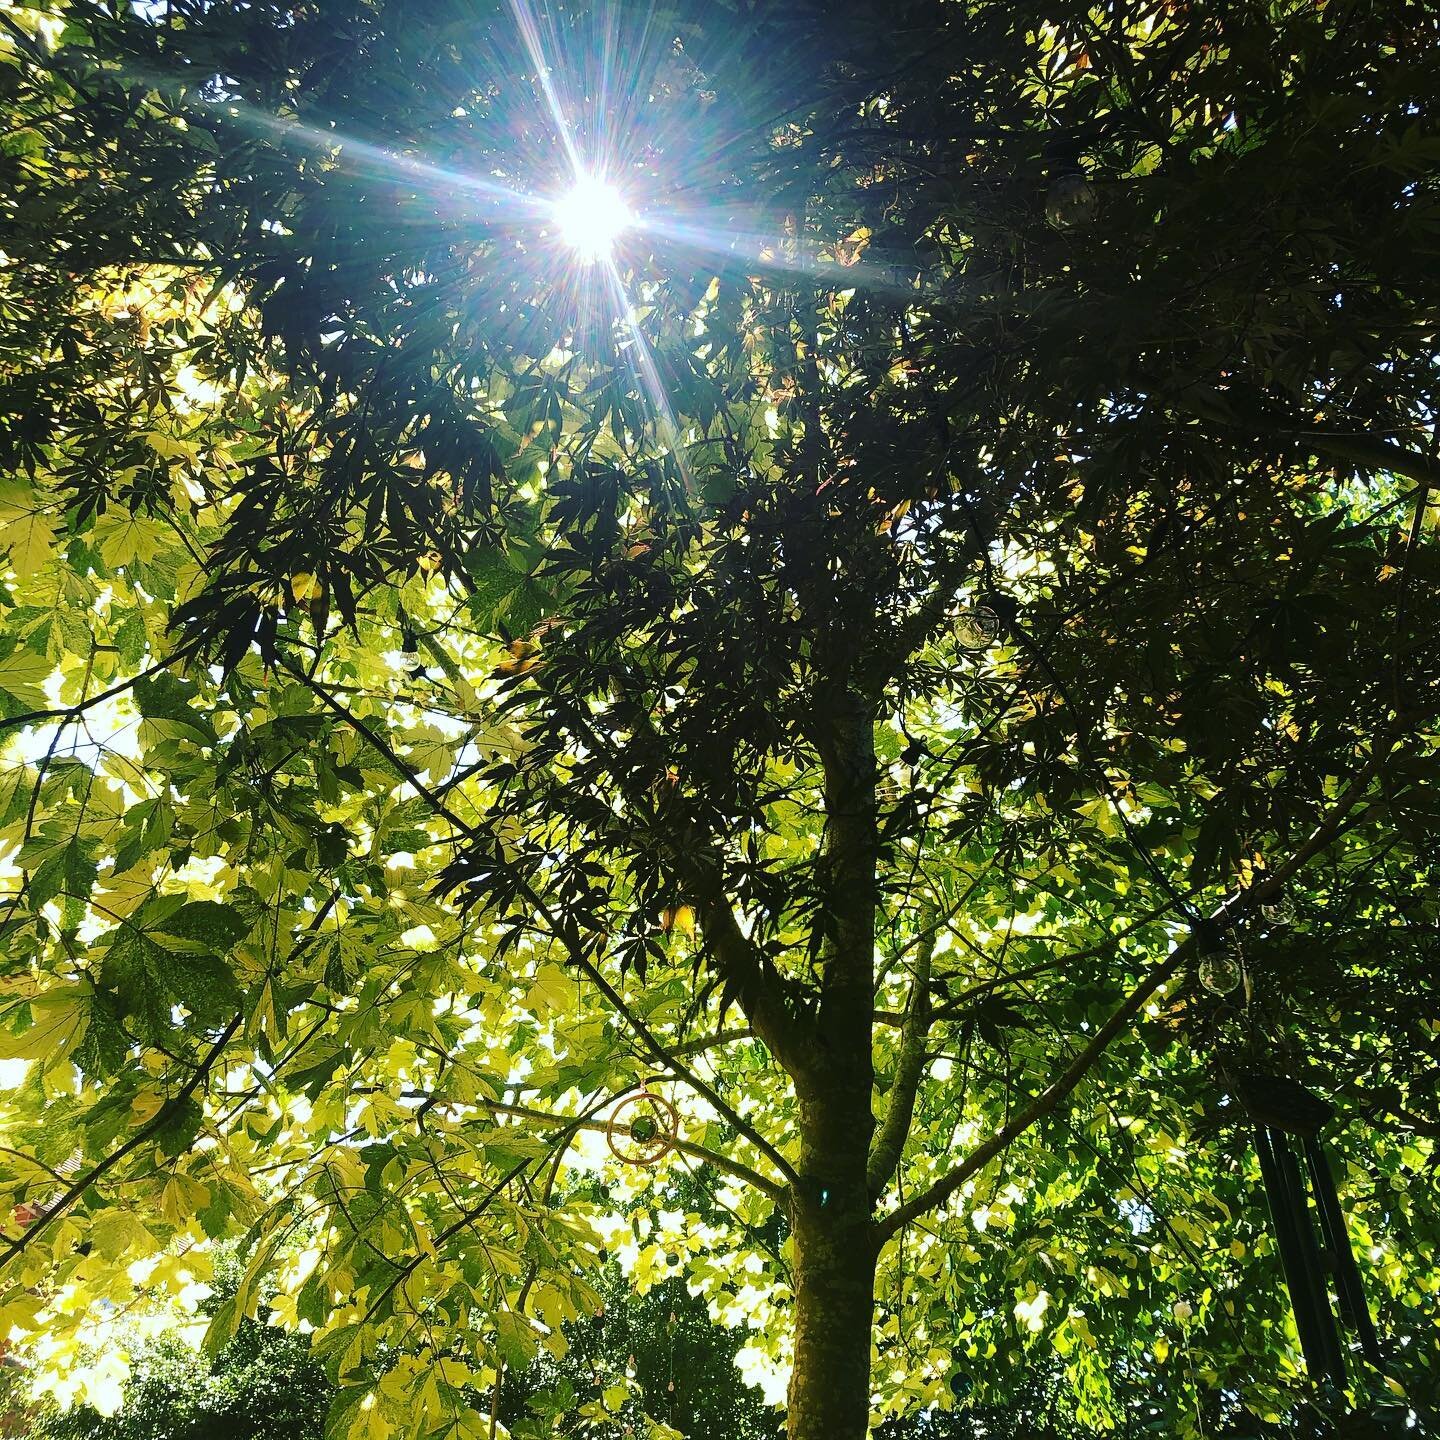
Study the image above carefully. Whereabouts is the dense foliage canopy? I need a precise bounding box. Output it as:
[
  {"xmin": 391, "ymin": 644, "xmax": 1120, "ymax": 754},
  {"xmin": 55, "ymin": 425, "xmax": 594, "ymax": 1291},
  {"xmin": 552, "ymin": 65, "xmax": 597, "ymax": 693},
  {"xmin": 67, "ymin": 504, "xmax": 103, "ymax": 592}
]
[{"xmin": 0, "ymin": 1, "xmax": 1437, "ymax": 1437}]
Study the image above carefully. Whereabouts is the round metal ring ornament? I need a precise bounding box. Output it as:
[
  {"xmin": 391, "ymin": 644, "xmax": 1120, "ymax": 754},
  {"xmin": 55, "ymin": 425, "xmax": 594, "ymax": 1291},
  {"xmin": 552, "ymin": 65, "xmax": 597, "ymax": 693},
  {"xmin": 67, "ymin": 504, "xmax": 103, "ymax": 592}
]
[{"xmin": 605, "ymin": 1090, "xmax": 679, "ymax": 1167}]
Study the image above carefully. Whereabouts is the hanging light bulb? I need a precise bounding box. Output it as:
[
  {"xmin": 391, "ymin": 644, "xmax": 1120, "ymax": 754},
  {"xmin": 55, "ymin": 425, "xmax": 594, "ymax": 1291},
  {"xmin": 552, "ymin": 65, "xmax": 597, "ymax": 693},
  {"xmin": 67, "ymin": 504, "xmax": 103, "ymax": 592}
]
[
  {"xmin": 1199, "ymin": 945, "xmax": 1244, "ymax": 995},
  {"xmin": 1045, "ymin": 173, "xmax": 1098, "ymax": 229},
  {"xmin": 955, "ymin": 603, "xmax": 1001, "ymax": 648},
  {"xmin": 1195, "ymin": 921, "xmax": 1244, "ymax": 995},
  {"xmin": 1261, "ymin": 895, "xmax": 1296, "ymax": 926}
]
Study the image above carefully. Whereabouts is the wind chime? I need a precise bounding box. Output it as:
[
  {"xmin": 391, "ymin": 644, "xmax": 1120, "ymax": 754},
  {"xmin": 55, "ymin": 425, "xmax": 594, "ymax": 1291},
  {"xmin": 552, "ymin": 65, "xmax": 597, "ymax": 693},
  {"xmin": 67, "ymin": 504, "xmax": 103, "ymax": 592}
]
[
  {"xmin": 1196, "ymin": 921, "xmax": 1383, "ymax": 1386},
  {"xmin": 1229, "ymin": 1068, "xmax": 1382, "ymax": 1387}
]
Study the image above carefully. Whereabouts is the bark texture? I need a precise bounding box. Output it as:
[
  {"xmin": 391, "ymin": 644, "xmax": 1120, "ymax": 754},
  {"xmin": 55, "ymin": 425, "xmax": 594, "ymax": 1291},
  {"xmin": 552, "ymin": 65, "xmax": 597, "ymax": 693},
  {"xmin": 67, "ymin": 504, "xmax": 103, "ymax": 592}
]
[
  {"xmin": 787, "ymin": 1122, "xmax": 879, "ymax": 1440},
  {"xmin": 785, "ymin": 693, "xmax": 880, "ymax": 1440}
]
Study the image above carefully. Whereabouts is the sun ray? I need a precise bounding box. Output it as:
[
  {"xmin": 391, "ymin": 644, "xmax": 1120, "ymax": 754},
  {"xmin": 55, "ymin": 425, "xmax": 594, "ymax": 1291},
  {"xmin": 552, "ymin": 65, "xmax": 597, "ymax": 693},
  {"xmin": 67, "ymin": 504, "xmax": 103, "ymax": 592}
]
[
  {"xmin": 497, "ymin": 0, "xmax": 696, "ymax": 494},
  {"xmin": 644, "ymin": 213, "xmax": 924, "ymax": 300},
  {"xmin": 219, "ymin": 100, "xmax": 546, "ymax": 226},
  {"xmin": 603, "ymin": 258, "xmax": 698, "ymax": 499},
  {"xmin": 505, "ymin": 0, "xmax": 586, "ymax": 180},
  {"xmin": 120, "ymin": 0, "xmax": 911, "ymax": 490}
]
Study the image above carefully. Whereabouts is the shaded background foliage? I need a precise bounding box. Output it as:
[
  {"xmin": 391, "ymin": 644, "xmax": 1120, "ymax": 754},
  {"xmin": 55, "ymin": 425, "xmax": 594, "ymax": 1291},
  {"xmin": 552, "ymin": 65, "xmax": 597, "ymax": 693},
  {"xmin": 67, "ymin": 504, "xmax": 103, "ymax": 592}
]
[{"xmin": 12, "ymin": 1262, "xmax": 782, "ymax": 1440}]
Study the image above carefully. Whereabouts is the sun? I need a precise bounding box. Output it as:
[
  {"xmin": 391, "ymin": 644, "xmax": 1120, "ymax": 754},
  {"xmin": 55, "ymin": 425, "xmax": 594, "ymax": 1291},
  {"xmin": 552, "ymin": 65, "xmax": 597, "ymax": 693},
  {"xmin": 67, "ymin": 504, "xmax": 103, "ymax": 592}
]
[{"xmin": 550, "ymin": 174, "xmax": 633, "ymax": 262}]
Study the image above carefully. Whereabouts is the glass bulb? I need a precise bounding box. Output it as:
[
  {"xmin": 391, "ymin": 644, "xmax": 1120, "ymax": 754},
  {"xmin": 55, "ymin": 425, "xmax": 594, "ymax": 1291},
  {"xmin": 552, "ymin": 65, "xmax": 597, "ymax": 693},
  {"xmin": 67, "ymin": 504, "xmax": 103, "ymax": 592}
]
[
  {"xmin": 956, "ymin": 603, "xmax": 1001, "ymax": 648},
  {"xmin": 1261, "ymin": 896, "xmax": 1295, "ymax": 926},
  {"xmin": 1199, "ymin": 945, "xmax": 1244, "ymax": 995},
  {"xmin": 1046, "ymin": 174, "xmax": 1097, "ymax": 229}
]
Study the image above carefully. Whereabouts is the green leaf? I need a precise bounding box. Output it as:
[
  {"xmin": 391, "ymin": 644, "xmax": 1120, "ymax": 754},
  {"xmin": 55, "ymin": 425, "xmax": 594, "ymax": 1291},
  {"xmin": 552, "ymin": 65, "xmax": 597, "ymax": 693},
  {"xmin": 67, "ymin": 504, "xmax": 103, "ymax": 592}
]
[
  {"xmin": 151, "ymin": 900, "xmax": 251, "ymax": 951},
  {"xmin": 0, "ymin": 127, "xmax": 45, "ymax": 158},
  {"xmin": 0, "ymin": 986, "xmax": 90, "ymax": 1063},
  {"xmin": 155, "ymin": 1095, "xmax": 204, "ymax": 1158},
  {"xmin": 114, "ymin": 609, "xmax": 149, "ymax": 669},
  {"xmin": 0, "ymin": 513, "xmax": 55, "ymax": 578},
  {"xmin": 0, "ymin": 648, "xmax": 53, "ymax": 710},
  {"xmin": 202, "ymin": 1294, "xmax": 241, "ymax": 1359},
  {"xmin": 495, "ymin": 1311, "xmax": 540, "ymax": 1370},
  {"xmin": 133, "ymin": 672, "xmax": 218, "ymax": 745},
  {"xmin": 28, "ymin": 837, "xmax": 98, "ymax": 911}
]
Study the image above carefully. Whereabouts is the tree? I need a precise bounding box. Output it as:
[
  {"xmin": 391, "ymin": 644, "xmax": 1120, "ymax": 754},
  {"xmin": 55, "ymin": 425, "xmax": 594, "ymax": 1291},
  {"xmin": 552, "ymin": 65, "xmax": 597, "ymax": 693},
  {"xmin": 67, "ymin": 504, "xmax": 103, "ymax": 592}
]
[
  {"xmin": 1, "ymin": 2, "xmax": 1438, "ymax": 1438},
  {"xmin": 501, "ymin": 1267, "xmax": 785, "ymax": 1440},
  {"xmin": 23, "ymin": 1309, "xmax": 329, "ymax": 1440},
  {"xmin": 11, "ymin": 1252, "xmax": 781, "ymax": 1440}
]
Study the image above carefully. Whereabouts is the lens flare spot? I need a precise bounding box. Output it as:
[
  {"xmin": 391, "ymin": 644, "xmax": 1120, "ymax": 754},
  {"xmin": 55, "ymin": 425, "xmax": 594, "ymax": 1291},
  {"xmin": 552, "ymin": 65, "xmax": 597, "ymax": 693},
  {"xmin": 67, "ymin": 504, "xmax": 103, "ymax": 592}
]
[{"xmin": 551, "ymin": 174, "xmax": 632, "ymax": 261}]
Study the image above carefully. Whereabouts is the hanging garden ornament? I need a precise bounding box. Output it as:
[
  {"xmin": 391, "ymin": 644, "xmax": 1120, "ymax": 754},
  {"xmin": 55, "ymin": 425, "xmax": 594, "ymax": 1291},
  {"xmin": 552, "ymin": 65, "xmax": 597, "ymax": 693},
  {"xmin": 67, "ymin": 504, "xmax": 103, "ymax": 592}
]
[
  {"xmin": 1261, "ymin": 895, "xmax": 1297, "ymax": 926},
  {"xmin": 1195, "ymin": 921, "xmax": 1244, "ymax": 995},
  {"xmin": 1227, "ymin": 1070, "xmax": 1383, "ymax": 1383},
  {"xmin": 875, "ymin": 773, "xmax": 902, "ymax": 807},
  {"xmin": 1045, "ymin": 173, "xmax": 1098, "ymax": 229},
  {"xmin": 1199, "ymin": 943, "xmax": 1244, "ymax": 995},
  {"xmin": 954, "ymin": 603, "xmax": 1001, "ymax": 649},
  {"xmin": 605, "ymin": 1089, "xmax": 679, "ymax": 1167}
]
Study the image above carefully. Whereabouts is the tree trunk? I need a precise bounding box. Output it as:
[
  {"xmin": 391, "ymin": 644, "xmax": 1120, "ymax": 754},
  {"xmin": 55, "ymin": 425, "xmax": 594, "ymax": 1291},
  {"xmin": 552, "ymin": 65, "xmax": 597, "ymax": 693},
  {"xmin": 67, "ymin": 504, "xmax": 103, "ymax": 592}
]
[
  {"xmin": 787, "ymin": 1088, "xmax": 879, "ymax": 1440},
  {"xmin": 786, "ymin": 692, "xmax": 880, "ymax": 1439}
]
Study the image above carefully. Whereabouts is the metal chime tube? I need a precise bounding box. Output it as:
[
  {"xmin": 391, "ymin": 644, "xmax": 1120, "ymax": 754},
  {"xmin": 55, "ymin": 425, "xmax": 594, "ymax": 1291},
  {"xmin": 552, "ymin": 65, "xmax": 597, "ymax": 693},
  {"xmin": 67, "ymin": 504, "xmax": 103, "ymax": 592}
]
[
  {"xmin": 1272, "ymin": 1129, "xmax": 1348, "ymax": 1387},
  {"xmin": 1254, "ymin": 1126, "xmax": 1346, "ymax": 1387},
  {"xmin": 1304, "ymin": 1136, "xmax": 1383, "ymax": 1369}
]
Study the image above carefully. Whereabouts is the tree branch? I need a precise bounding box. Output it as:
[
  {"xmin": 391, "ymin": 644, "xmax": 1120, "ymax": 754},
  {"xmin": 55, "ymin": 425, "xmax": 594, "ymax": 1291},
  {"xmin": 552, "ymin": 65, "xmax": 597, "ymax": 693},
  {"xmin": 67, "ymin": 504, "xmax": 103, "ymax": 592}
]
[
  {"xmin": 361, "ymin": 1151, "xmax": 541, "ymax": 1325},
  {"xmin": 1171, "ymin": 389, "xmax": 1440, "ymax": 495},
  {"xmin": 690, "ymin": 880, "xmax": 811, "ymax": 1075},
  {"xmin": 1299, "ymin": 430, "xmax": 1440, "ymax": 493},
  {"xmin": 278, "ymin": 659, "xmax": 478, "ymax": 837},
  {"xmin": 544, "ymin": 694, "xmax": 812, "ymax": 1077},
  {"xmin": 874, "ymin": 943, "xmax": 1184, "ymax": 1242},
  {"xmin": 928, "ymin": 889, "xmax": 1201, "ymax": 1023},
  {"xmin": 0, "ymin": 1014, "xmax": 241, "ymax": 1269},
  {"xmin": 874, "ymin": 734, "xmax": 1404, "ymax": 1242},
  {"xmin": 0, "ymin": 638, "xmax": 203, "ymax": 738},
  {"xmin": 810, "ymin": 692, "xmax": 880, "ymax": 1075},
  {"xmin": 285, "ymin": 665, "xmax": 799, "ymax": 1187},
  {"xmin": 497, "ymin": 868, "xmax": 801, "ymax": 1189},
  {"xmin": 867, "ymin": 932, "xmax": 932, "ymax": 1195},
  {"xmin": 669, "ymin": 1028, "xmax": 755, "ymax": 1061},
  {"xmin": 481, "ymin": 1099, "xmax": 789, "ymax": 1205}
]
